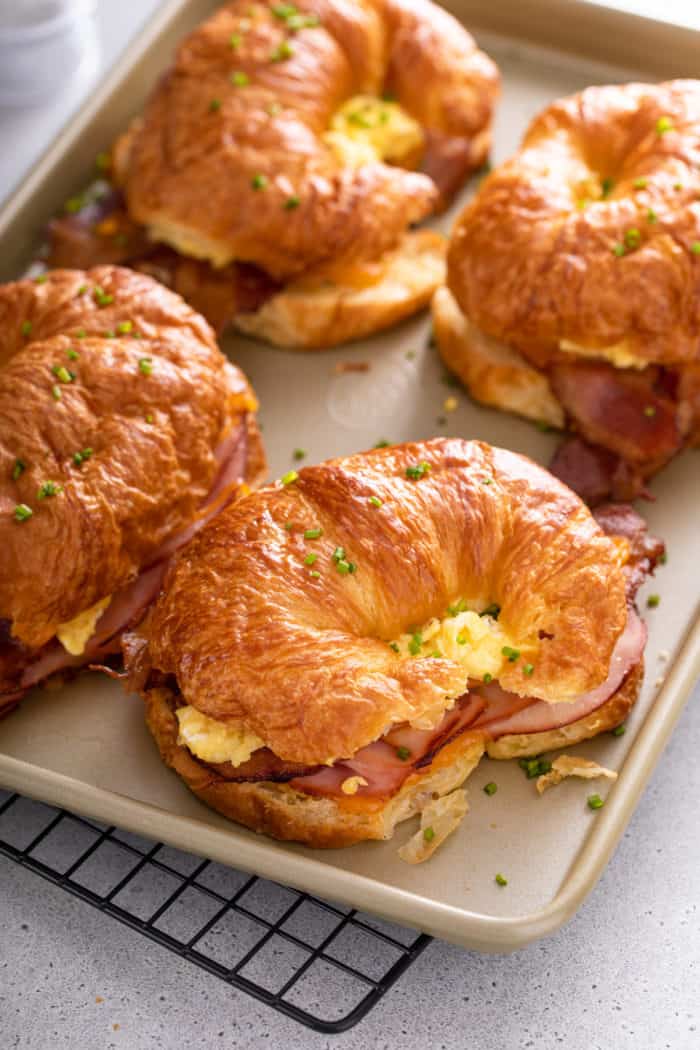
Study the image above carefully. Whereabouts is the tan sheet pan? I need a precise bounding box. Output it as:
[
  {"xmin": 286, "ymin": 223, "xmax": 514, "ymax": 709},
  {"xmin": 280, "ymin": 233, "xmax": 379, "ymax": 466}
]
[{"xmin": 0, "ymin": 0, "xmax": 698, "ymax": 952}]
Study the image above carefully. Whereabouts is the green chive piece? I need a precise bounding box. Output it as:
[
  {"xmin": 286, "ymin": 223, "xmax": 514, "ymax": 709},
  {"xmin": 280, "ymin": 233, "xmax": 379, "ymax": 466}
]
[
  {"xmin": 251, "ymin": 173, "xmax": 268, "ymax": 190},
  {"xmin": 502, "ymin": 646, "xmax": 520, "ymax": 663},
  {"xmin": 14, "ymin": 503, "xmax": 33, "ymax": 522},
  {"xmin": 93, "ymin": 286, "xmax": 114, "ymax": 307},
  {"xmin": 374, "ymin": 439, "xmax": 390, "ymax": 449},
  {"xmin": 405, "ymin": 461, "xmax": 431, "ymax": 480},
  {"xmin": 335, "ymin": 560, "xmax": 352, "ymax": 575},
  {"xmin": 137, "ymin": 357, "xmax": 153, "ymax": 377},
  {"xmin": 369, "ymin": 496, "xmax": 382, "ymax": 508},
  {"xmin": 304, "ymin": 553, "xmax": 317, "ymax": 566},
  {"xmin": 21, "ymin": 321, "xmax": 32, "ymax": 338},
  {"xmin": 37, "ymin": 481, "xmax": 62, "ymax": 500},
  {"xmin": 287, "ymin": 12, "xmax": 320, "ymax": 30},
  {"xmin": 389, "ymin": 642, "xmax": 400, "ymax": 653},
  {"xmin": 587, "ymin": 793, "xmax": 604, "ymax": 810},
  {"xmin": 396, "ymin": 746, "xmax": 411, "ymax": 761},
  {"xmin": 646, "ymin": 594, "xmax": 660, "ymax": 608},
  {"xmin": 281, "ymin": 470, "xmax": 298, "ymax": 486},
  {"xmin": 646, "ymin": 208, "xmax": 658, "ymax": 223},
  {"xmin": 601, "ymin": 177, "xmax": 614, "ymax": 198},
  {"xmin": 76, "ymin": 286, "xmax": 88, "ymax": 297},
  {"xmin": 34, "ymin": 274, "xmax": 48, "ymax": 284},
  {"xmin": 523, "ymin": 663, "xmax": 535, "ymax": 676},
  {"xmin": 272, "ymin": 3, "xmax": 297, "ymax": 17},
  {"xmin": 483, "ymin": 673, "xmax": 493, "ymax": 684},
  {"xmin": 480, "ymin": 603, "xmax": 500, "ymax": 619},
  {"xmin": 271, "ymin": 41, "xmax": 294, "ymax": 62},
  {"xmin": 447, "ymin": 598, "xmax": 468, "ymax": 616},
  {"xmin": 408, "ymin": 632, "xmax": 423, "ymax": 656},
  {"xmin": 75, "ymin": 328, "xmax": 86, "ymax": 338},
  {"xmin": 292, "ymin": 447, "xmax": 306, "ymax": 460},
  {"xmin": 304, "ymin": 528, "xmax": 322, "ymax": 539},
  {"xmin": 633, "ymin": 177, "xmax": 648, "ymax": 189},
  {"xmin": 116, "ymin": 320, "xmax": 133, "ymax": 334},
  {"xmin": 643, "ymin": 405, "xmax": 657, "ymax": 418},
  {"xmin": 331, "ymin": 547, "xmax": 345, "ymax": 562},
  {"xmin": 423, "ymin": 826, "xmax": 435, "ymax": 843},
  {"xmin": 284, "ymin": 195, "xmax": 300, "ymax": 210},
  {"xmin": 64, "ymin": 195, "xmax": 84, "ymax": 214},
  {"xmin": 145, "ymin": 413, "xmax": 154, "ymax": 424},
  {"xmin": 656, "ymin": 115, "xmax": 673, "ymax": 135},
  {"xmin": 209, "ymin": 98, "xmax": 222, "ymax": 112},
  {"xmin": 230, "ymin": 32, "xmax": 242, "ymax": 48},
  {"xmin": 52, "ymin": 365, "xmax": 73, "ymax": 384},
  {"xmin": 612, "ymin": 243, "xmax": 626, "ymax": 257},
  {"xmin": 484, "ymin": 782, "xmax": 497, "ymax": 796},
  {"xmin": 612, "ymin": 724, "xmax": 626, "ymax": 737},
  {"xmin": 659, "ymin": 551, "xmax": 668, "ymax": 564},
  {"xmin": 73, "ymin": 448, "xmax": 94, "ymax": 467},
  {"xmin": 691, "ymin": 242, "xmax": 700, "ymax": 255},
  {"xmin": 231, "ymin": 71, "xmax": 250, "ymax": 86},
  {"xmin": 11, "ymin": 459, "xmax": 26, "ymax": 481},
  {"xmin": 309, "ymin": 569, "xmax": 320, "ymax": 578},
  {"xmin": 495, "ymin": 873, "xmax": 508, "ymax": 886},
  {"xmin": 51, "ymin": 384, "xmax": 62, "ymax": 401},
  {"xmin": 66, "ymin": 348, "xmax": 79, "ymax": 361},
  {"xmin": 456, "ymin": 632, "xmax": 467, "ymax": 645},
  {"xmin": 624, "ymin": 227, "xmax": 641, "ymax": 249}
]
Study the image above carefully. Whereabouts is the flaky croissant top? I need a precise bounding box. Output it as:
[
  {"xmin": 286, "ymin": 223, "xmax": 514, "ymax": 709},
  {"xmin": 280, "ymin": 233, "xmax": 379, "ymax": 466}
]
[
  {"xmin": 144, "ymin": 438, "xmax": 629, "ymax": 765},
  {"xmin": 117, "ymin": 0, "xmax": 499, "ymax": 278},
  {"xmin": 0, "ymin": 266, "xmax": 257, "ymax": 648},
  {"xmin": 448, "ymin": 79, "xmax": 700, "ymax": 369}
]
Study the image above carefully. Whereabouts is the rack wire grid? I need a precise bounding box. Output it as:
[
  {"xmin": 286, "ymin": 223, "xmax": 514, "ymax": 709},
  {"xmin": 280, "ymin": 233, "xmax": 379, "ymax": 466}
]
[{"xmin": 0, "ymin": 788, "xmax": 431, "ymax": 1033}]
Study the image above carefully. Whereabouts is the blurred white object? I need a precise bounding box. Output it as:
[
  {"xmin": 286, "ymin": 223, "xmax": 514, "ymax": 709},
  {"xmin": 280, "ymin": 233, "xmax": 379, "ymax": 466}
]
[{"xmin": 0, "ymin": 0, "xmax": 98, "ymax": 105}]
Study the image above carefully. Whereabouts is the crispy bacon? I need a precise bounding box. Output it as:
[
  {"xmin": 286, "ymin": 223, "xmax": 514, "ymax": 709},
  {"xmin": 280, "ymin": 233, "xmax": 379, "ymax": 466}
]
[
  {"xmin": 594, "ymin": 503, "xmax": 665, "ymax": 599},
  {"xmin": 550, "ymin": 437, "xmax": 646, "ymax": 505}
]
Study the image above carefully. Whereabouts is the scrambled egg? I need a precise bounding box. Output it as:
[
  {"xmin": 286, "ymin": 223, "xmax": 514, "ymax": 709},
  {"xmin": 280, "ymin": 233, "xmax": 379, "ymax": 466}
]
[
  {"xmin": 56, "ymin": 596, "xmax": 112, "ymax": 656},
  {"xmin": 391, "ymin": 604, "xmax": 523, "ymax": 683},
  {"xmin": 559, "ymin": 338, "xmax": 646, "ymax": 370},
  {"xmin": 176, "ymin": 706, "xmax": 264, "ymax": 766},
  {"xmin": 324, "ymin": 95, "xmax": 425, "ymax": 169}
]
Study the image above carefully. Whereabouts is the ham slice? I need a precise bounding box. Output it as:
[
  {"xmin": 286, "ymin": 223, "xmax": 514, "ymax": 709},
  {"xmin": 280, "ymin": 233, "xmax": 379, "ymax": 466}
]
[{"xmin": 471, "ymin": 608, "xmax": 646, "ymax": 739}]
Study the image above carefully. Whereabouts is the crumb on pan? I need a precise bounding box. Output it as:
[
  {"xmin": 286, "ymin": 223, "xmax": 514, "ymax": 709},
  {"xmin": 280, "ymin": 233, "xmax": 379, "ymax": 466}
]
[
  {"xmin": 536, "ymin": 755, "xmax": 618, "ymax": 795},
  {"xmin": 398, "ymin": 788, "xmax": 468, "ymax": 864},
  {"xmin": 334, "ymin": 361, "xmax": 371, "ymax": 374}
]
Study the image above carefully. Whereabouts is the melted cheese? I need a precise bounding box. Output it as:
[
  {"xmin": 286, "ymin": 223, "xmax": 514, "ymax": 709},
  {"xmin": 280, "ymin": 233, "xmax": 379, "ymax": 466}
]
[
  {"xmin": 392, "ymin": 606, "xmax": 526, "ymax": 683},
  {"xmin": 176, "ymin": 706, "xmax": 264, "ymax": 766},
  {"xmin": 559, "ymin": 338, "xmax": 646, "ymax": 370},
  {"xmin": 56, "ymin": 596, "xmax": 112, "ymax": 656},
  {"xmin": 324, "ymin": 95, "xmax": 425, "ymax": 169}
]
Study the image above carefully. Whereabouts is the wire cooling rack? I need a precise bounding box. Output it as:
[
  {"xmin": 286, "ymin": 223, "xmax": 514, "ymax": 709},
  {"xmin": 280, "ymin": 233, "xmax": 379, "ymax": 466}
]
[{"xmin": 0, "ymin": 789, "xmax": 431, "ymax": 1033}]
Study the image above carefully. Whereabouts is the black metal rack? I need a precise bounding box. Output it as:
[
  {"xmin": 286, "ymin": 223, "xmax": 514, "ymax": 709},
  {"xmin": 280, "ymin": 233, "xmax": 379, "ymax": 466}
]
[{"xmin": 0, "ymin": 790, "xmax": 431, "ymax": 1033}]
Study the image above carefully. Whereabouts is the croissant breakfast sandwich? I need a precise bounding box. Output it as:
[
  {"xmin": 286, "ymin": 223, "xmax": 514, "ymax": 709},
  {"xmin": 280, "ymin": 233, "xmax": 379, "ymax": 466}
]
[
  {"xmin": 48, "ymin": 0, "xmax": 499, "ymax": 348},
  {"xmin": 124, "ymin": 438, "xmax": 661, "ymax": 855},
  {"xmin": 434, "ymin": 80, "xmax": 700, "ymax": 504},
  {"xmin": 0, "ymin": 266, "xmax": 265, "ymax": 716}
]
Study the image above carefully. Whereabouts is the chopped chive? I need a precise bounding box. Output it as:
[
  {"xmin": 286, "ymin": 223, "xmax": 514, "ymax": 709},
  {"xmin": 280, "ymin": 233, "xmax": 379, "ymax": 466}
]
[
  {"xmin": 646, "ymin": 594, "xmax": 660, "ymax": 608},
  {"xmin": 72, "ymin": 448, "xmax": 94, "ymax": 466},
  {"xmin": 430, "ymin": 650, "xmax": 442, "ymax": 659},
  {"xmin": 145, "ymin": 413, "xmax": 154, "ymax": 424},
  {"xmin": 281, "ymin": 470, "xmax": 298, "ymax": 486},
  {"xmin": 495, "ymin": 873, "xmax": 508, "ymax": 886},
  {"xmin": 483, "ymin": 782, "xmax": 497, "ymax": 796},
  {"xmin": 21, "ymin": 321, "xmax": 32, "ymax": 338},
  {"xmin": 389, "ymin": 641, "xmax": 400, "ymax": 653},
  {"xmin": 270, "ymin": 40, "xmax": 294, "ymax": 62},
  {"xmin": 230, "ymin": 32, "xmax": 242, "ymax": 48},
  {"xmin": 646, "ymin": 208, "xmax": 658, "ymax": 223},
  {"xmin": 284, "ymin": 521, "xmax": 294, "ymax": 531},
  {"xmin": 52, "ymin": 365, "xmax": 73, "ymax": 384},
  {"xmin": 633, "ymin": 177, "xmax": 648, "ymax": 189},
  {"xmin": 272, "ymin": 2, "xmax": 297, "ymax": 16},
  {"xmin": 66, "ymin": 348, "xmax": 79, "ymax": 361},
  {"xmin": 76, "ymin": 285, "xmax": 88, "ymax": 297},
  {"xmin": 448, "ymin": 598, "xmax": 468, "ymax": 617},
  {"xmin": 624, "ymin": 227, "xmax": 641, "ymax": 249},
  {"xmin": 14, "ymin": 504, "xmax": 32, "ymax": 522},
  {"xmin": 284, "ymin": 195, "xmax": 300, "ymax": 210},
  {"xmin": 103, "ymin": 330, "xmax": 115, "ymax": 339},
  {"xmin": 251, "ymin": 173, "xmax": 268, "ymax": 190},
  {"xmin": 587, "ymin": 794, "xmax": 604, "ymax": 810},
  {"xmin": 691, "ymin": 242, "xmax": 700, "ymax": 255},
  {"xmin": 612, "ymin": 243, "xmax": 626, "ymax": 257},
  {"xmin": 303, "ymin": 528, "xmax": 322, "ymax": 539},
  {"xmin": 92, "ymin": 285, "xmax": 114, "ymax": 306},
  {"xmin": 612, "ymin": 724, "xmax": 626, "ymax": 737},
  {"xmin": 502, "ymin": 646, "xmax": 520, "ymax": 663},
  {"xmin": 483, "ymin": 672, "xmax": 493, "ymax": 684},
  {"xmin": 656, "ymin": 115, "xmax": 673, "ymax": 135},
  {"xmin": 138, "ymin": 357, "xmax": 153, "ymax": 376},
  {"xmin": 408, "ymin": 632, "xmax": 423, "ymax": 656},
  {"xmin": 34, "ymin": 274, "xmax": 48, "ymax": 284},
  {"xmin": 396, "ymin": 746, "xmax": 411, "ymax": 761},
  {"xmin": 423, "ymin": 827, "xmax": 435, "ymax": 843},
  {"xmin": 369, "ymin": 496, "xmax": 383, "ymax": 508},
  {"xmin": 231, "ymin": 71, "xmax": 250, "ymax": 86},
  {"xmin": 456, "ymin": 632, "xmax": 467, "ymax": 645},
  {"xmin": 209, "ymin": 98, "xmax": 222, "ymax": 112},
  {"xmin": 331, "ymin": 547, "xmax": 345, "ymax": 562},
  {"xmin": 11, "ymin": 459, "xmax": 26, "ymax": 481},
  {"xmin": 287, "ymin": 12, "xmax": 320, "ymax": 30},
  {"xmin": 75, "ymin": 328, "xmax": 86, "ymax": 337},
  {"xmin": 37, "ymin": 480, "xmax": 62, "ymax": 499},
  {"xmin": 523, "ymin": 663, "xmax": 535, "ymax": 676},
  {"xmin": 405, "ymin": 461, "xmax": 431, "ymax": 480},
  {"xmin": 304, "ymin": 553, "xmax": 317, "ymax": 566},
  {"xmin": 292, "ymin": 447, "xmax": 306, "ymax": 460},
  {"xmin": 51, "ymin": 384, "xmax": 62, "ymax": 401},
  {"xmin": 374, "ymin": 440, "xmax": 390, "ymax": 448},
  {"xmin": 480, "ymin": 603, "xmax": 500, "ymax": 619},
  {"xmin": 481, "ymin": 476, "xmax": 494, "ymax": 485},
  {"xmin": 309, "ymin": 569, "xmax": 320, "ymax": 578},
  {"xmin": 116, "ymin": 320, "xmax": 133, "ymax": 334},
  {"xmin": 601, "ymin": 177, "xmax": 614, "ymax": 198},
  {"xmin": 659, "ymin": 551, "xmax": 668, "ymax": 564}
]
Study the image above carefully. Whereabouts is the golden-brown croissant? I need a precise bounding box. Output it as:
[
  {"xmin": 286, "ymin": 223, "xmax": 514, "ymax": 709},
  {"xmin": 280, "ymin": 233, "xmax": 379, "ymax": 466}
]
[
  {"xmin": 125, "ymin": 438, "xmax": 660, "ymax": 850},
  {"xmin": 0, "ymin": 265, "xmax": 265, "ymax": 714},
  {"xmin": 49, "ymin": 0, "xmax": 498, "ymax": 349},
  {"xmin": 435, "ymin": 79, "xmax": 700, "ymax": 503}
]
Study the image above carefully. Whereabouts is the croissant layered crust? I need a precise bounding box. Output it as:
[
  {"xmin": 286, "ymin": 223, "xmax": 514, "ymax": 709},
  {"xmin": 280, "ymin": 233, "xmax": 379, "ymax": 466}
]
[
  {"xmin": 117, "ymin": 0, "xmax": 499, "ymax": 280},
  {"xmin": 0, "ymin": 266, "xmax": 264, "ymax": 651},
  {"xmin": 140, "ymin": 438, "xmax": 630, "ymax": 768}
]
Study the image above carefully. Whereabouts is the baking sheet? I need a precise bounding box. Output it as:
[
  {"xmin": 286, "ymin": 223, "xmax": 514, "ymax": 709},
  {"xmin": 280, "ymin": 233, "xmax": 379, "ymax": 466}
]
[{"xmin": 0, "ymin": 0, "xmax": 699, "ymax": 952}]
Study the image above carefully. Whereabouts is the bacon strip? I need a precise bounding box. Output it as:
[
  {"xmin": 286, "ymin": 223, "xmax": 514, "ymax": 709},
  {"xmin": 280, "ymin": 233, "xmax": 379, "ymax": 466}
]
[{"xmin": 594, "ymin": 503, "xmax": 665, "ymax": 600}]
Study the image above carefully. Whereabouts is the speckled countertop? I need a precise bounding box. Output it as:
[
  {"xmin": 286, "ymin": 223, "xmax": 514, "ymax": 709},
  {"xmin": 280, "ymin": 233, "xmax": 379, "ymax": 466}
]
[{"xmin": 0, "ymin": 3, "xmax": 699, "ymax": 1048}]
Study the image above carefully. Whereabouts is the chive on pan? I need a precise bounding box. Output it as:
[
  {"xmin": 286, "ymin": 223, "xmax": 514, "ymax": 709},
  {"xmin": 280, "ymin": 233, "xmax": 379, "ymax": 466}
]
[
  {"xmin": 0, "ymin": 265, "xmax": 266, "ymax": 717},
  {"xmin": 123, "ymin": 438, "xmax": 662, "ymax": 860},
  {"xmin": 434, "ymin": 79, "xmax": 700, "ymax": 506},
  {"xmin": 47, "ymin": 0, "xmax": 499, "ymax": 349}
]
